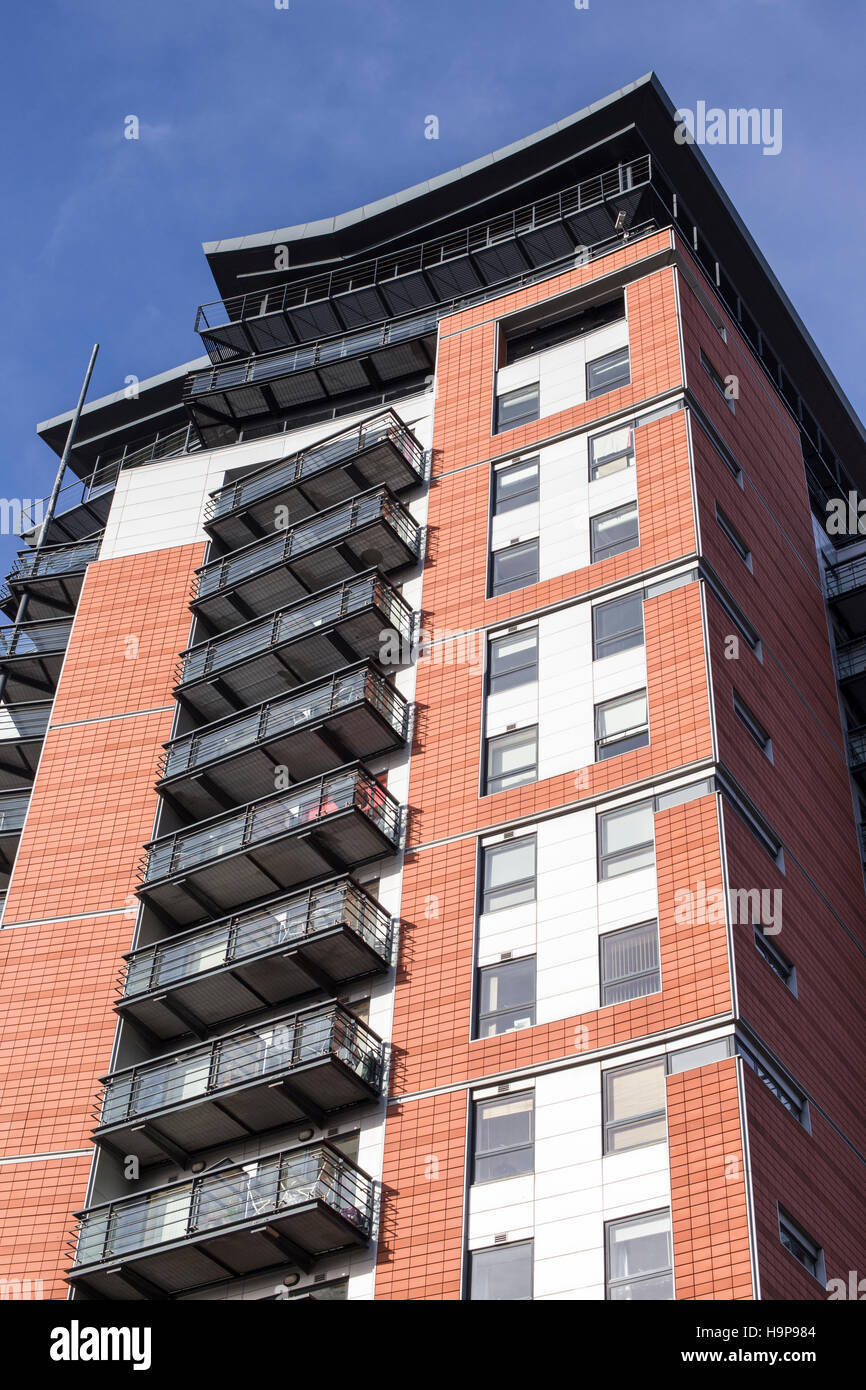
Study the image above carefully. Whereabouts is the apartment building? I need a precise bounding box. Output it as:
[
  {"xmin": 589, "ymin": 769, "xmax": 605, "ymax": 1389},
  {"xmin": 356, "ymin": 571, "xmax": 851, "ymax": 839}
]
[{"xmin": 0, "ymin": 73, "xmax": 864, "ymax": 1302}]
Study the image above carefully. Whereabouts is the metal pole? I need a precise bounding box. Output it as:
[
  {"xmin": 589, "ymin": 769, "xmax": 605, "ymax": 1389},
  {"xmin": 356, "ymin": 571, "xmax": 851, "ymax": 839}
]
[{"xmin": 0, "ymin": 344, "xmax": 99, "ymax": 706}]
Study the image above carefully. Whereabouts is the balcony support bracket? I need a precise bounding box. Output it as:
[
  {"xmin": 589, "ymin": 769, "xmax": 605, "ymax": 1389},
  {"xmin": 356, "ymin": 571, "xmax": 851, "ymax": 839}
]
[
  {"xmin": 136, "ymin": 1123, "xmax": 193, "ymax": 1170},
  {"xmin": 251, "ymin": 1222, "xmax": 313, "ymax": 1274},
  {"xmin": 268, "ymin": 1078, "xmax": 328, "ymax": 1128}
]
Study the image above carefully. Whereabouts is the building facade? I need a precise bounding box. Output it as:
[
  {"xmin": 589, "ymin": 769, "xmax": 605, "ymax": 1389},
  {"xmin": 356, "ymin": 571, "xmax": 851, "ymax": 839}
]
[{"xmin": 0, "ymin": 75, "xmax": 864, "ymax": 1302}]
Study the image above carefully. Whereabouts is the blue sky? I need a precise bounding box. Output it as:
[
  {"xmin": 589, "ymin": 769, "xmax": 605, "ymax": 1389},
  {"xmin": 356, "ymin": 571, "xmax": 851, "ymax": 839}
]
[{"xmin": 1, "ymin": 0, "xmax": 864, "ymax": 572}]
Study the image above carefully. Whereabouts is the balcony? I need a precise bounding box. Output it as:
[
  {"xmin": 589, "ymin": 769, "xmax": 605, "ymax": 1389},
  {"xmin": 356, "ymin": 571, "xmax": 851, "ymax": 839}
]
[
  {"xmin": 194, "ymin": 155, "xmax": 653, "ymax": 364},
  {"xmin": 193, "ymin": 486, "xmax": 420, "ymax": 632},
  {"xmin": 139, "ymin": 763, "xmax": 401, "ymax": 925},
  {"xmin": 0, "ymin": 701, "xmax": 51, "ymax": 789},
  {"xmin": 118, "ymin": 879, "xmax": 393, "ymax": 1040},
  {"xmin": 1, "ymin": 539, "xmax": 101, "ymax": 622},
  {"xmin": 826, "ymin": 554, "xmax": 866, "ymax": 635},
  {"xmin": 94, "ymin": 1001, "xmax": 384, "ymax": 1166},
  {"xmin": 174, "ymin": 570, "xmax": 413, "ymax": 723},
  {"xmin": 0, "ymin": 790, "xmax": 29, "ymax": 884},
  {"xmin": 204, "ymin": 411, "xmax": 424, "ymax": 551},
  {"xmin": 158, "ymin": 664, "xmax": 408, "ymax": 819},
  {"xmin": 837, "ymin": 634, "xmax": 866, "ymax": 702},
  {"xmin": 68, "ymin": 1141, "xmax": 373, "ymax": 1298},
  {"xmin": 0, "ymin": 619, "xmax": 72, "ymax": 701}
]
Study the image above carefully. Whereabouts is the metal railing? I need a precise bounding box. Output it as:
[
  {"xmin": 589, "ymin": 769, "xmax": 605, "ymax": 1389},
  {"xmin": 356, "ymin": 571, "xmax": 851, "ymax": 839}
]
[
  {"xmin": 8, "ymin": 538, "xmax": 101, "ymax": 582},
  {"xmin": 139, "ymin": 765, "xmax": 401, "ymax": 884},
  {"xmin": 70, "ymin": 1142, "xmax": 374, "ymax": 1268},
  {"xmin": 175, "ymin": 572, "xmax": 413, "ymax": 688},
  {"xmin": 837, "ymin": 637, "xmax": 866, "ymax": 681},
  {"xmin": 195, "ymin": 155, "xmax": 652, "ymax": 335},
  {"xmin": 0, "ymin": 794, "xmax": 29, "ymax": 833},
  {"xmin": 120, "ymin": 879, "xmax": 393, "ymax": 999},
  {"xmin": 847, "ymin": 727, "xmax": 866, "ymax": 767},
  {"xmin": 826, "ymin": 554, "xmax": 866, "ymax": 599},
  {"xmin": 0, "ymin": 618, "xmax": 73, "ymax": 658},
  {"xmin": 206, "ymin": 411, "xmax": 424, "ymax": 523},
  {"xmin": 0, "ymin": 702, "xmax": 52, "ymax": 741},
  {"xmin": 96, "ymin": 1001, "xmax": 384, "ymax": 1128},
  {"xmin": 160, "ymin": 665, "xmax": 407, "ymax": 781},
  {"xmin": 196, "ymin": 488, "xmax": 419, "ymax": 601},
  {"xmin": 92, "ymin": 424, "xmax": 200, "ymax": 477}
]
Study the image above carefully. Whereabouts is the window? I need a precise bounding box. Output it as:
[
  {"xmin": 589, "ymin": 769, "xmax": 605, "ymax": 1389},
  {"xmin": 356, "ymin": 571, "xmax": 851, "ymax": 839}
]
[
  {"xmin": 503, "ymin": 295, "xmax": 625, "ymax": 365},
  {"xmin": 488, "ymin": 628, "xmax": 538, "ymax": 695},
  {"xmin": 481, "ymin": 836, "xmax": 536, "ymax": 913},
  {"xmin": 485, "ymin": 727, "xmax": 537, "ymax": 795},
  {"xmin": 606, "ymin": 1211, "xmax": 673, "ymax": 1300},
  {"xmin": 587, "ymin": 346, "xmax": 630, "ymax": 399},
  {"xmin": 495, "ymin": 383, "xmax": 539, "ymax": 432},
  {"xmin": 595, "ymin": 690, "xmax": 649, "ymax": 760},
  {"xmin": 472, "ymin": 1092, "xmax": 534, "ymax": 1182},
  {"xmin": 598, "ymin": 801, "xmax": 654, "ymax": 879},
  {"xmin": 715, "ymin": 504, "xmax": 752, "ymax": 567},
  {"xmin": 603, "ymin": 1059, "xmax": 667, "ymax": 1153},
  {"xmin": 733, "ymin": 691, "xmax": 772, "ymax": 759},
  {"xmin": 477, "ymin": 958, "xmax": 535, "ymax": 1037},
  {"xmin": 701, "ymin": 348, "xmax": 735, "ymax": 413},
  {"xmin": 590, "ymin": 502, "xmax": 639, "ymax": 563},
  {"xmin": 778, "ymin": 1210, "xmax": 824, "ymax": 1283},
  {"xmin": 589, "ymin": 422, "xmax": 635, "ymax": 480},
  {"xmin": 738, "ymin": 1040, "xmax": 808, "ymax": 1125},
  {"xmin": 753, "ymin": 926, "xmax": 796, "ymax": 993},
  {"xmin": 667, "ymin": 1038, "xmax": 733, "ymax": 1073},
  {"xmin": 592, "ymin": 592, "xmax": 644, "ymax": 659},
  {"xmin": 600, "ymin": 922, "xmax": 661, "ymax": 1005},
  {"xmin": 469, "ymin": 1242, "xmax": 533, "ymax": 1300},
  {"xmin": 493, "ymin": 458, "xmax": 539, "ymax": 514},
  {"xmin": 490, "ymin": 539, "xmax": 539, "ymax": 596}
]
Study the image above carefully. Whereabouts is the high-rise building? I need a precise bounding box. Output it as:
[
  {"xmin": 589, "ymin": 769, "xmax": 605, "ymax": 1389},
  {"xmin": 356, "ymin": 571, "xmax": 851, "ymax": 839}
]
[{"xmin": 1, "ymin": 73, "xmax": 864, "ymax": 1304}]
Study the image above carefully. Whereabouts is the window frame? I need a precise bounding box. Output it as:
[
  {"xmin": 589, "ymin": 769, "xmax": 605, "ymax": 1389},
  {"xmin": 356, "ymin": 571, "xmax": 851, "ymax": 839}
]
[
  {"xmin": 487, "ymin": 627, "xmax": 538, "ymax": 696},
  {"xmin": 492, "ymin": 457, "xmax": 540, "ymax": 515},
  {"xmin": 468, "ymin": 1240, "xmax": 534, "ymax": 1300},
  {"xmin": 480, "ymin": 836, "xmax": 537, "ymax": 914},
  {"xmin": 495, "ymin": 382, "xmax": 540, "ymax": 433},
  {"xmin": 471, "ymin": 1091, "xmax": 535, "ymax": 1184},
  {"xmin": 777, "ymin": 1208, "xmax": 824, "ymax": 1284},
  {"xmin": 590, "ymin": 501, "xmax": 639, "ymax": 563},
  {"xmin": 489, "ymin": 538, "xmax": 540, "ymax": 597},
  {"xmin": 602, "ymin": 1058, "xmax": 668, "ymax": 1155},
  {"xmin": 588, "ymin": 421, "xmax": 635, "ymax": 480},
  {"xmin": 753, "ymin": 926, "xmax": 796, "ymax": 994},
  {"xmin": 586, "ymin": 345, "xmax": 631, "ymax": 400},
  {"xmin": 715, "ymin": 503, "xmax": 752, "ymax": 568},
  {"xmin": 594, "ymin": 688, "xmax": 649, "ymax": 762},
  {"xmin": 475, "ymin": 956, "xmax": 536, "ymax": 1038},
  {"xmin": 600, "ymin": 920, "xmax": 661, "ymax": 1006},
  {"xmin": 597, "ymin": 800, "xmax": 655, "ymax": 881},
  {"xmin": 733, "ymin": 690, "xmax": 773, "ymax": 760},
  {"xmin": 605, "ymin": 1209, "xmax": 673, "ymax": 1301},
  {"xmin": 700, "ymin": 348, "xmax": 736, "ymax": 413},
  {"xmin": 592, "ymin": 591, "xmax": 645, "ymax": 660},
  {"xmin": 484, "ymin": 725, "xmax": 538, "ymax": 796}
]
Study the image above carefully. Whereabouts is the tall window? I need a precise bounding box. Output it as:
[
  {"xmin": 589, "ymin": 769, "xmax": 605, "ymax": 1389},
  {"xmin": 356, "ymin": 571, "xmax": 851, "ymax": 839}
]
[
  {"xmin": 485, "ymin": 727, "xmax": 537, "ymax": 795},
  {"xmin": 700, "ymin": 348, "xmax": 735, "ymax": 413},
  {"xmin": 488, "ymin": 628, "xmax": 538, "ymax": 695},
  {"xmin": 589, "ymin": 422, "xmax": 635, "ymax": 480},
  {"xmin": 476, "ymin": 958, "xmax": 535, "ymax": 1037},
  {"xmin": 469, "ymin": 1242, "xmax": 533, "ymax": 1300},
  {"xmin": 598, "ymin": 801, "xmax": 654, "ymax": 879},
  {"xmin": 490, "ymin": 539, "xmax": 539, "ymax": 596},
  {"xmin": 472, "ymin": 1092, "xmax": 534, "ymax": 1182},
  {"xmin": 603, "ymin": 1059, "xmax": 667, "ymax": 1153},
  {"xmin": 590, "ymin": 502, "xmax": 639, "ymax": 563},
  {"xmin": 592, "ymin": 592, "xmax": 644, "ymax": 659},
  {"xmin": 595, "ymin": 690, "xmax": 648, "ymax": 760},
  {"xmin": 496, "ymin": 384, "xmax": 539, "ymax": 432},
  {"xmin": 481, "ymin": 836, "xmax": 536, "ymax": 913},
  {"xmin": 587, "ymin": 346, "xmax": 630, "ymax": 399},
  {"xmin": 606, "ymin": 1211, "xmax": 673, "ymax": 1300},
  {"xmin": 778, "ymin": 1209, "xmax": 824, "ymax": 1283},
  {"xmin": 493, "ymin": 458, "xmax": 539, "ymax": 514},
  {"xmin": 600, "ymin": 922, "xmax": 660, "ymax": 1004}
]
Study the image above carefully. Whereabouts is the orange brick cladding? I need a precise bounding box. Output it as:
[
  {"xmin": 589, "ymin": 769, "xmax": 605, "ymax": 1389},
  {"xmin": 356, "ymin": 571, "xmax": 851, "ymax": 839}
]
[{"xmin": 0, "ymin": 544, "xmax": 203, "ymax": 1297}]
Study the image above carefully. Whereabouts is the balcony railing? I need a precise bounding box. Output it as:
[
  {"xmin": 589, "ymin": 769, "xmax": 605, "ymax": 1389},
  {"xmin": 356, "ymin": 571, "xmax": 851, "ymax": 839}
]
[
  {"xmin": 159, "ymin": 665, "xmax": 407, "ymax": 814},
  {"xmin": 96, "ymin": 1001, "xmax": 384, "ymax": 1146},
  {"xmin": 0, "ymin": 701, "xmax": 52, "ymax": 742},
  {"xmin": 174, "ymin": 573, "xmax": 413, "ymax": 726},
  {"xmin": 827, "ymin": 555, "xmax": 866, "ymax": 599},
  {"xmin": 142, "ymin": 765, "xmax": 400, "ymax": 886},
  {"xmin": 120, "ymin": 878, "xmax": 393, "ymax": 1017},
  {"xmin": 837, "ymin": 637, "xmax": 866, "ymax": 682},
  {"xmin": 847, "ymin": 727, "xmax": 866, "ymax": 768},
  {"xmin": 68, "ymin": 1142, "xmax": 373, "ymax": 1295},
  {"xmin": 8, "ymin": 538, "xmax": 101, "ymax": 582},
  {"xmin": 0, "ymin": 618, "xmax": 72, "ymax": 659},
  {"xmin": 0, "ymin": 792, "xmax": 28, "ymax": 834},
  {"xmin": 193, "ymin": 488, "xmax": 419, "ymax": 629},
  {"xmin": 205, "ymin": 411, "xmax": 424, "ymax": 526}
]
